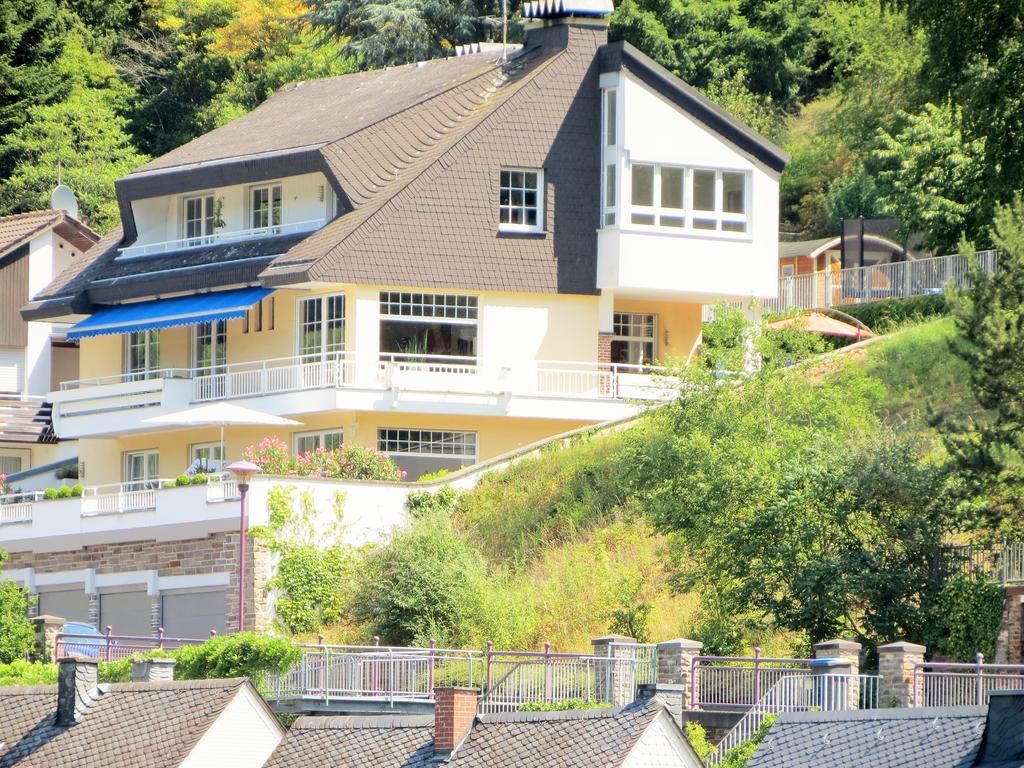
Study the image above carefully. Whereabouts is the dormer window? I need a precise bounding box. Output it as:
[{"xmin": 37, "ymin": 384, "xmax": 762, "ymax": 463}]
[
  {"xmin": 183, "ymin": 195, "xmax": 215, "ymax": 244},
  {"xmin": 250, "ymin": 183, "xmax": 282, "ymax": 230},
  {"xmin": 499, "ymin": 169, "xmax": 543, "ymax": 233}
]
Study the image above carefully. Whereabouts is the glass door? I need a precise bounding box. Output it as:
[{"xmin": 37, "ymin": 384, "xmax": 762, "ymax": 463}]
[{"xmin": 124, "ymin": 451, "xmax": 159, "ymax": 490}]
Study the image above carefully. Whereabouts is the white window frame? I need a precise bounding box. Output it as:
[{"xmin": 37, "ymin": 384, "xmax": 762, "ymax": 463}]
[
  {"xmin": 378, "ymin": 292, "xmax": 478, "ymax": 324},
  {"xmin": 181, "ymin": 192, "xmax": 216, "ymax": 243},
  {"xmin": 248, "ymin": 182, "xmax": 283, "ymax": 231},
  {"xmin": 498, "ymin": 168, "xmax": 544, "ymax": 233},
  {"xmin": 377, "ymin": 428, "xmax": 478, "ymax": 461},
  {"xmin": 297, "ymin": 294, "xmax": 346, "ymax": 360},
  {"xmin": 123, "ymin": 330, "xmax": 160, "ymax": 379},
  {"xmin": 192, "ymin": 319, "xmax": 227, "ymax": 373},
  {"xmin": 612, "ymin": 312, "xmax": 657, "ymax": 365},
  {"xmin": 628, "ymin": 163, "xmax": 750, "ymax": 236},
  {"xmin": 123, "ymin": 449, "xmax": 159, "ymax": 489},
  {"xmin": 601, "ymin": 89, "xmax": 618, "ymax": 227},
  {"xmin": 190, "ymin": 442, "xmax": 224, "ymax": 471},
  {"xmin": 293, "ymin": 429, "xmax": 344, "ymax": 455}
]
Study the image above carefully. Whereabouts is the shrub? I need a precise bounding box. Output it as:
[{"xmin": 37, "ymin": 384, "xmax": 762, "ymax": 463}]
[
  {"xmin": 0, "ymin": 660, "xmax": 58, "ymax": 686},
  {"xmin": 518, "ymin": 699, "xmax": 611, "ymax": 712},
  {"xmin": 686, "ymin": 714, "xmax": 776, "ymax": 767},
  {"xmin": 54, "ymin": 463, "xmax": 78, "ymax": 480},
  {"xmin": 175, "ymin": 474, "xmax": 191, "ymax": 487},
  {"xmin": 417, "ymin": 468, "xmax": 451, "ymax": 482},
  {"xmin": 842, "ymin": 294, "xmax": 949, "ymax": 333},
  {"xmin": 70, "ymin": 484, "xmax": 84, "ymax": 497},
  {"xmin": 43, "ymin": 488, "xmax": 58, "ymax": 500},
  {"xmin": 925, "ymin": 574, "xmax": 1005, "ymax": 662},
  {"xmin": 243, "ymin": 437, "xmax": 404, "ymax": 481},
  {"xmin": 0, "ymin": 474, "xmax": 11, "ymax": 496},
  {"xmin": 56, "ymin": 485, "xmax": 72, "ymax": 498},
  {"xmin": 0, "ymin": 554, "xmax": 33, "ymax": 663},
  {"xmin": 192, "ymin": 473, "xmax": 208, "ymax": 485},
  {"xmin": 173, "ymin": 632, "xmax": 301, "ymax": 687}
]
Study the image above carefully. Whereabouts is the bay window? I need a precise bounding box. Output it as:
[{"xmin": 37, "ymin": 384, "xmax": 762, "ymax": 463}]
[
  {"xmin": 379, "ymin": 292, "xmax": 478, "ymax": 363},
  {"xmin": 629, "ymin": 164, "xmax": 749, "ymax": 234}
]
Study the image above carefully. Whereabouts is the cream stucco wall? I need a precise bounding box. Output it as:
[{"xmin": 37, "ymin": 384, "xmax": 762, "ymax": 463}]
[{"xmin": 614, "ymin": 298, "xmax": 702, "ymax": 365}]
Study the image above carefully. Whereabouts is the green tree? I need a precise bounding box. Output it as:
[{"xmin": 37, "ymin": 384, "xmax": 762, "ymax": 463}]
[
  {"xmin": 874, "ymin": 102, "xmax": 988, "ymax": 254},
  {"xmin": 944, "ymin": 197, "xmax": 1024, "ymax": 534},
  {"xmin": 0, "ymin": 31, "xmax": 146, "ymax": 231},
  {"xmin": 0, "ymin": 550, "xmax": 34, "ymax": 664}
]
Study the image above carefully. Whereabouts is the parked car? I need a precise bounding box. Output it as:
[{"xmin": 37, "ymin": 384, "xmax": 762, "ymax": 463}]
[{"xmin": 60, "ymin": 622, "xmax": 107, "ymax": 659}]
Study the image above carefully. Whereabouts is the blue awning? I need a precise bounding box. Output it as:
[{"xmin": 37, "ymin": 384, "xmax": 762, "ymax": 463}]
[{"xmin": 67, "ymin": 287, "xmax": 274, "ymax": 340}]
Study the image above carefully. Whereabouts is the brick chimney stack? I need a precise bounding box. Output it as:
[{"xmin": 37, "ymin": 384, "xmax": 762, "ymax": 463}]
[
  {"xmin": 56, "ymin": 657, "xmax": 101, "ymax": 726},
  {"xmin": 434, "ymin": 687, "xmax": 478, "ymax": 756}
]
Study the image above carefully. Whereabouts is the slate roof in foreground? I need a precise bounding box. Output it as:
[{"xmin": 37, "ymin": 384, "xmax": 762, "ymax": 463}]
[
  {"xmin": 264, "ymin": 697, "xmax": 668, "ymax": 768},
  {"xmin": 745, "ymin": 706, "xmax": 988, "ymax": 768},
  {"xmin": 0, "ymin": 678, "xmax": 249, "ymax": 767}
]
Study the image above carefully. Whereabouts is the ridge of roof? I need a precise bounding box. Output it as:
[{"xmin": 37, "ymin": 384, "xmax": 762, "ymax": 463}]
[
  {"xmin": 476, "ymin": 698, "xmax": 663, "ymax": 724},
  {"xmin": 293, "ymin": 714, "xmax": 435, "ymax": 730},
  {"xmin": 775, "ymin": 704, "xmax": 989, "ymax": 723},
  {"xmin": 0, "ymin": 677, "xmax": 248, "ymax": 696},
  {"xmin": 600, "ymin": 40, "xmax": 789, "ymax": 173}
]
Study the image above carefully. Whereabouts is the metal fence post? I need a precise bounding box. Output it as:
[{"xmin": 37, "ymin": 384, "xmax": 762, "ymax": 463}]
[
  {"xmin": 690, "ymin": 656, "xmax": 699, "ymax": 709},
  {"xmin": 543, "ymin": 641, "xmax": 552, "ymax": 702},
  {"xmin": 319, "ymin": 634, "xmax": 326, "ymax": 697},
  {"xmin": 976, "ymin": 652, "xmax": 985, "ymax": 706},
  {"xmin": 105, "ymin": 625, "xmax": 113, "ymax": 663},
  {"xmin": 157, "ymin": 627, "xmax": 165, "ymax": 652},
  {"xmin": 753, "ymin": 647, "xmax": 762, "ymax": 705},
  {"xmin": 429, "ymin": 639, "xmax": 436, "ymax": 692},
  {"xmin": 486, "ymin": 640, "xmax": 493, "ymax": 696}
]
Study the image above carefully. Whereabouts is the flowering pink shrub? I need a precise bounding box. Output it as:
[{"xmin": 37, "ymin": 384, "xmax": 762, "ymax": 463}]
[
  {"xmin": 242, "ymin": 438, "xmax": 405, "ymax": 481},
  {"xmin": 0, "ymin": 473, "xmax": 10, "ymax": 496}
]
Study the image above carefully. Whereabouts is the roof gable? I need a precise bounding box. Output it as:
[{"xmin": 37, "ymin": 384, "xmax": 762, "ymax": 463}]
[{"xmin": 0, "ymin": 210, "xmax": 98, "ymax": 261}]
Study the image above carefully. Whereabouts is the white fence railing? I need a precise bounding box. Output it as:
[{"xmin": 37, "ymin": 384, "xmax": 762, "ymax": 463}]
[
  {"xmin": 691, "ymin": 652, "xmax": 815, "ymax": 710},
  {"xmin": 118, "ymin": 218, "xmax": 326, "ymax": 259},
  {"xmin": 707, "ymin": 249, "xmax": 1000, "ymax": 319},
  {"xmin": 914, "ymin": 655, "xmax": 1024, "ymax": 707},
  {"xmin": 708, "ymin": 674, "xmax": 880, "ymax": 765}
]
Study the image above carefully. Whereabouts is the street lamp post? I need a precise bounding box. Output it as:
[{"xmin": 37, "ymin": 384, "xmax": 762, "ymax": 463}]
[{"xmin": 226, "ymin": 460, "xmax": 261, "ymax": 633}]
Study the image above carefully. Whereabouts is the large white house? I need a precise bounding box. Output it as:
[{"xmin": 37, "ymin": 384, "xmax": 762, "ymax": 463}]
[{"xmin": 4, "ymin": 0, "xmax": 785, "ymax": 635}]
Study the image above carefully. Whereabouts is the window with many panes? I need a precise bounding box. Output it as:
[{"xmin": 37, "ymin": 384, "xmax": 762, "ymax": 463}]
[
  {"xmin": 499, "ymin": 169, "xmax": 543, "ymax": 232},
  {"xmin": 183, "ymin": 195, "xmax": 215, "ymax": 243},
  {"xmin": 293, "ymin": 429, "xmax": 344, "ymax": 455},
  {"xmin": 124, "ymin": 330, "xmax": 160, "ymax": 380},
  {"xmin": 190, "ymin": 442, "xmax": 224, "ymax": 472},
  {"xmin": 629, "ymin": 164, "xmax": 748, "ymax": 234},
  {"xmin": 612, "ymin": 312, "xmax": 656, "ymax": 365},
  {"xmin": 377, "ymin": 428, "xmax": 478, "ymax": 480},
  {"xmin": 379, "ymin": 292, "xmax": 478, "ymax": 362},
  {"xmin": 250, "ymin": 184, "xmax": 282, "ymax": 230},
  {"xmin": 298, "ymin": 295, "xmax": 345, "ymax": 360}
]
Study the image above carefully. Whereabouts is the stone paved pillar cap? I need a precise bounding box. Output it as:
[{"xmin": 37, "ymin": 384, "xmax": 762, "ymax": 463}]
[
  {"xmin": 877, "ymin": 641, "xmax": 926, "ymax": 654},
  {"xmin": 591, "ymin": 635, "xmax": 636, "ymax": 644},
  {"xmin": 657, "ymin": 639, "xmax": 704, "ymax": 650},
  {"xmin": 33, "ymin": 615, "xmax": 65, "ymax": 624},
  {"xmin": 813, "ymin": 639, "xmax": 862, "ymax": 652}
]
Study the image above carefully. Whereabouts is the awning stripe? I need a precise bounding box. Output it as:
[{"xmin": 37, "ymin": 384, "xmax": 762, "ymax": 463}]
[{"xmin": 67, "ymin": 287, "xmax": 274, "ymax": 340}]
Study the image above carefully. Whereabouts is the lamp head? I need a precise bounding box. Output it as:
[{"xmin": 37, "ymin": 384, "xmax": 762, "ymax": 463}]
[{"xmin": 226, "ymin": 460, "xmax": 261, "ymax": 481}]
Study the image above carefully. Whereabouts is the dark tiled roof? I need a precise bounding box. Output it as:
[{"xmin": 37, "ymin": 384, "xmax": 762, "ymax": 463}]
[
  {"xmin": 0, "ymin": 678, "xmax": 250, "ymax": 767},
  {"xmin": 264, "ymin": 697, "xmax": 672, "ymax": 768},
  {"xmin": 746, "ymin": 706, "xmax": 988, "ymax": 768},
  {"xmin": 0, "ymin": 210, "xmax": 98, "ymax": 260}
]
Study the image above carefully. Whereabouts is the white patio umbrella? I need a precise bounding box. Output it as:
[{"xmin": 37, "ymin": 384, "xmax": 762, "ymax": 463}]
[{"xmin": 142, "ymin": 403, "xmax": 301, "ymax": 467}]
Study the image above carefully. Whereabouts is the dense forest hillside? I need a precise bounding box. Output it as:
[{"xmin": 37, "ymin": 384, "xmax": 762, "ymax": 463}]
[{"xmin": 2, "ymin": 0, "xmax": 1021, "ymax": 252}]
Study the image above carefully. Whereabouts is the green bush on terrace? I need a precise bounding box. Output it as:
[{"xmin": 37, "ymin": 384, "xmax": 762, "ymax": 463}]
[{"xmin": 243, "ymin": 437, "xmax": 404, "ymax": 481}]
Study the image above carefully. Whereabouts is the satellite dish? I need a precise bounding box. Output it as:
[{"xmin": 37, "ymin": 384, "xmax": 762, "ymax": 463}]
[{"xmin": 50, "ymin": 185, "xmax": 79, "ymax": 219}]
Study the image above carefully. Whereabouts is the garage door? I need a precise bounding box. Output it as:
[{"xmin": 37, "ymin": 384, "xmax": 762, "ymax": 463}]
[
  {"xmin": 161, "ymin": 591, "xmax": 226, "ymax": 639},
  {"xmin": 0, "ymin": 349, "xmax": 23, "ymax": 393},
  {"xmin": 98, "ymin": 591, "xmax": 152, "ymax": 636},
  {"xmin": 37, "ymin": 589, "xmax": 90, "ymax": 623}
]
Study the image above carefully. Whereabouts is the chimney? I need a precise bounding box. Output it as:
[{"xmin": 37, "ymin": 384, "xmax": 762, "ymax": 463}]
[
  {"xmin": 132, "ymin": 657, "xmax": 176, "ymax": 683},
  {"xmin": 434, "ymin": 687, "xmax": 478, "ymax": 756},
  {"xmin": 56, "ymin": 657, "xmax": 101, "ymax": 726},
  {"xmin": 521, "ymin": 0, "xmax": 613, "ymax": 52}
]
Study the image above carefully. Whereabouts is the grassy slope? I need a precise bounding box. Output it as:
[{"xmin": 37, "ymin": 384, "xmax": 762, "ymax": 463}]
[{"xmin": 449, "ymin": 319, "xmax": 968, "ymax": 653}]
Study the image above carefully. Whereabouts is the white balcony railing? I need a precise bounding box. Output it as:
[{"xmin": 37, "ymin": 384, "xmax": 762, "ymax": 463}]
[{"xmin": 117, "ymin": 218, "xmax": 326, "ymax": 260}]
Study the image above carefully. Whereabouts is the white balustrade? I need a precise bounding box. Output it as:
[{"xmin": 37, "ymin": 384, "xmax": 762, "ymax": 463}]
[{"xmin": 118, "ymin": 218, "xmax": 326, "ymax": 260}]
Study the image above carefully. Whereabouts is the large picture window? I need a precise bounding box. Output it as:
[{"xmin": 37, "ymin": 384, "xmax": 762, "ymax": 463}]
[
  {"xmin": 377, "ymin": 428, "xmax": 477, "ymax": 480},
  {"xmin": 499, "ymin": 169, "xmax": 543, "ymax": 232},
  {"xmin": 299, "ymin": 294, "xmax": 345, "ymax": 360},
  {"xmin": 612, "ymin": 312, "xmax": 656, "ymax": 365},
  {"xmin": 629, "ymin": 164, "xmax": 749, "ymax": 234},
  {"xmin": 124, "ymin": 330, "xmax": 160, "ymax": 380},
  {"xmin": 379, "ymin": 292, "xmax": 478, "ymax": 363},
  {"xmin": 250, "ymin": 184, "xmax": 282, "ymax": 230}
]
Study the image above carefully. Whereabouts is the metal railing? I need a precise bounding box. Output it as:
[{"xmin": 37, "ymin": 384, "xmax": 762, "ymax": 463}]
[
  {"xmin": 480, "ymin": 646, "xmax": 640, "ymax": 713},
  {"xmin": 914, "ymin": 654, "xmax": 1024, "ymax": 707},
  {"xmin": 193, "ymin": 354, "xmax": 355, "ymax": 402},
  {"xmin": 933, "ymin": 540, "xmax": 1024, "ymax": 585},
  {"xmin": 608, "ymin": 641, "xmax": 658, "ymax": 686},
  {"xmin": 54, "ymin": 626, "xmax": 210, "ymax": 662},
  {"xmin": 263, "ymin": 643, "xmax": 483, "ymax": 705},
  {"xmin": 691, "ymin": 650, "xmax": 814, "ymax": 710},
  {"xmin": 60, "ymin": 368, "xmax": 194, "ymax": 391},
  {"xmin": 118, "ymin": 218, "xmax": 326, "ymax": 259},
  {"xmin": 707, "ymin": 674, "xmax": 880, "ymax": 765}
]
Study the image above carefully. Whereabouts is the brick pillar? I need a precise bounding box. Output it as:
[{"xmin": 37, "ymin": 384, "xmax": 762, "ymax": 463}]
[
  {"xmin": 33, "ymin": 614, "xmax": 64, "ymax": 662},
  {"xmin": 592, "ymin": 635, "xmax": 637, "ymax": 706},
  {"xmin": 598, "ymin": 332, "xmax": 613, "ymax": 364},
  {"xmin": 656, "ymin": 638, "xmax": 703, "ymax": 710},
  {"xmin": 434, "ymin": 687, "xmax": 478, "ymax": 756},
  {"xmin": 878, "ymin": 641, "xmax": 926, "ymax": 707},
  {"xmin": 813, "ymin": 639, "xmax": 861, "ymax": 709},
  {"xmin": 995, "ymin": 586, "xmax": 1024, "ymax": 664}
]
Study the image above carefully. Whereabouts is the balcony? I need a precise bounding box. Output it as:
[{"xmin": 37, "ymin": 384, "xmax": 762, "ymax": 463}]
[
  {"xmin": 50, "ymin": 353, "xmax": 678, "ymax": 438},
  {"xmin": 117, "ymin": 219, "xmax": 326, "ymax": 260}
]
